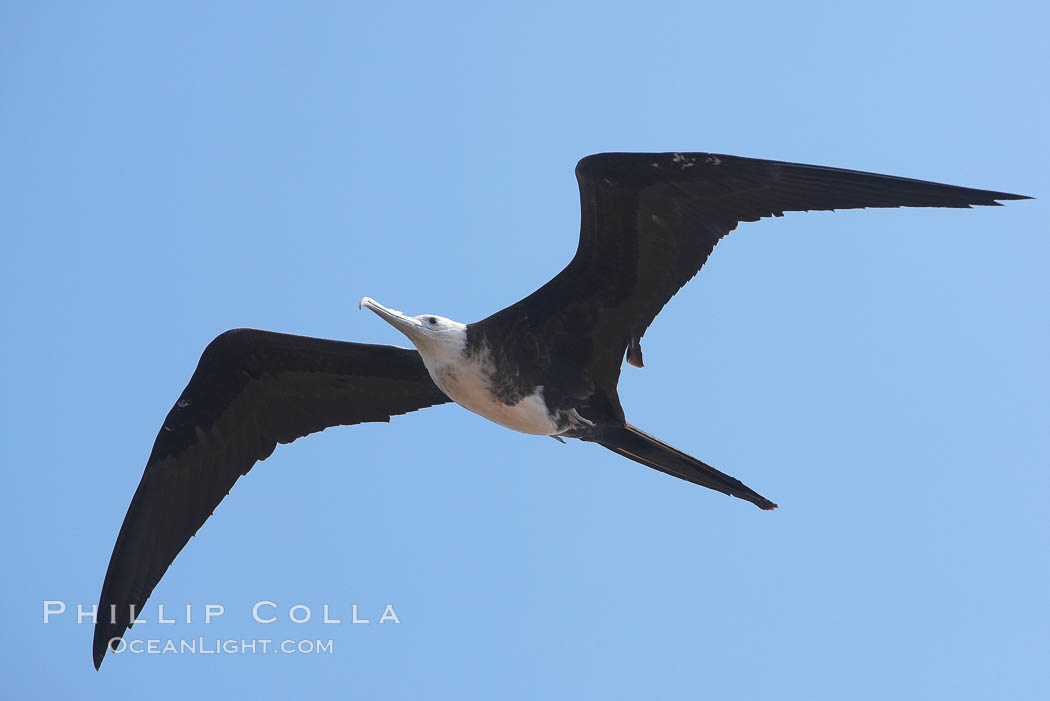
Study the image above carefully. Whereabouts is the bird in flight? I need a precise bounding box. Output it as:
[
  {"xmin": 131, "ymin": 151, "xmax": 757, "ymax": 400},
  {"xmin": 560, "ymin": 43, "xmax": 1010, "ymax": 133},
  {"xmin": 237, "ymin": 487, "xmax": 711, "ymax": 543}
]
[{"xmin": 93, "ymin": 152, "xmax": 1029, "ymax": 668}]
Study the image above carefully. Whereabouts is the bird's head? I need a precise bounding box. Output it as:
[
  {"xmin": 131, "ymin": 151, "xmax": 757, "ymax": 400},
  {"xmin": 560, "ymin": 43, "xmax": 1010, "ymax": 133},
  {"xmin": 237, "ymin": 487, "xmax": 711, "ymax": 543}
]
[{"xmin": 360, "ymin": 297, "xmax": 467, "ymax": 360}]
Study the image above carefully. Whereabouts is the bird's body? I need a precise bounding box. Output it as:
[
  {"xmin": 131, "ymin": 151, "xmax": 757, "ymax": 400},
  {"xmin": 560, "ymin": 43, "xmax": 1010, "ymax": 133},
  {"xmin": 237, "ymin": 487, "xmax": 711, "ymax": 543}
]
[
  {"xmin": 362, "ymin": 299, "xmax": 598, "ymax": 436},
  {"xmin": 92, "ymin": 151, "xmax": 1030, "ymax": 669},
  {"xmin": 371, "ymin": 306, "xmax": 563, "ymax": 436}
]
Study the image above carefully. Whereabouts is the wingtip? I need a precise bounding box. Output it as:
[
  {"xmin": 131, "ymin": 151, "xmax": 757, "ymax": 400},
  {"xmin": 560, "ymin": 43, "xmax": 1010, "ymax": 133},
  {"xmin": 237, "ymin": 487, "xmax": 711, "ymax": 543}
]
[
  {"xmin": 984, "ymin": 190, "xmax": 1033, "ymax": 203},
  {"xmin": 741, "ymin": 492, "xmax": 778, "ymax": 510},
  {"xmin": 93, "ymin": 630, "xmax": 119, "ymax": 670}
]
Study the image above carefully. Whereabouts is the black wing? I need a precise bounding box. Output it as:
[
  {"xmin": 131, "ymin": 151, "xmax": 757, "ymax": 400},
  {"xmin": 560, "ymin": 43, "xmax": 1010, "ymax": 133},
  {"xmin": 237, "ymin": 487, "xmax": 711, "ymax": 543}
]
[
  {"xmin": 472, "ymin": 152, "xmax": 1030, "ymax": 405},
  {"xmin": 93, "ymin": 329, "xmax": 450, "ymax": 669}
]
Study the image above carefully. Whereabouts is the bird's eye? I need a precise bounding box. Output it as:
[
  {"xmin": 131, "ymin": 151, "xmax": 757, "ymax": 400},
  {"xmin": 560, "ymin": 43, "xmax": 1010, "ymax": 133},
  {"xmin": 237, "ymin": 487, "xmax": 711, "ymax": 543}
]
[{"xmin": 427, "ymin": 317, "xmax": 438, "ymax": 325}]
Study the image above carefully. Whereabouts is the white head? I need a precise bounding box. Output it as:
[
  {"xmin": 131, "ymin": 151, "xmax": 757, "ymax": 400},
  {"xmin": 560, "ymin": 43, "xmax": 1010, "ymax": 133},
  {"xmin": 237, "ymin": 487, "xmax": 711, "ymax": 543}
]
[{"xmin": 359, "ymin": 297, "xmax": 467, "ymax": 362}]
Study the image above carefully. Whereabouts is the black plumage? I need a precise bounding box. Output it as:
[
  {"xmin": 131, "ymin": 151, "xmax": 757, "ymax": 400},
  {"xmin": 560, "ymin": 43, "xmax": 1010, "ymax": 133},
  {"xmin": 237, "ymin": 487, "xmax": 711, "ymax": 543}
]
[{"xmin": 461, "ymin": 151, "xmax": 1027, "ymax": 519}]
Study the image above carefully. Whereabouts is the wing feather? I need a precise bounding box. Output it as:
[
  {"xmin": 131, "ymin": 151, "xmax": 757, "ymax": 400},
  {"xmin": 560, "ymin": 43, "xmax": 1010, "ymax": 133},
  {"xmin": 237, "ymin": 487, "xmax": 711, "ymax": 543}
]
[
  {"xmin": 472, "ymin": 152, "xmax": 1029, "ymax": 401},
  {"xmin": 93, "ymin": 329, "xmax": 449, "ymax": 668}
]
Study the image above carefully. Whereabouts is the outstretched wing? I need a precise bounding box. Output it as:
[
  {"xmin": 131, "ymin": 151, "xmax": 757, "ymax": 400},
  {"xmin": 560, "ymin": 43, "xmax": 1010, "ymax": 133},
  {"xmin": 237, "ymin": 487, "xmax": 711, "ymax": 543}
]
[
  {"xmin": 94, "ymin": 329, "xmax": 450, "ymax": 669},
  {"xmin": 471, "ymin": 152, "xmax": 1029, "ymax": 404}
]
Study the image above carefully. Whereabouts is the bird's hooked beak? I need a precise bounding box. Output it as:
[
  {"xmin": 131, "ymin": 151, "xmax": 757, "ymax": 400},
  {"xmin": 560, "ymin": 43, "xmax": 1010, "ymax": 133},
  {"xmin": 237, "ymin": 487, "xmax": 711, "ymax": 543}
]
[{"xmin": 360, "ymin": 297, "xmax": 423, "ymax": 340}]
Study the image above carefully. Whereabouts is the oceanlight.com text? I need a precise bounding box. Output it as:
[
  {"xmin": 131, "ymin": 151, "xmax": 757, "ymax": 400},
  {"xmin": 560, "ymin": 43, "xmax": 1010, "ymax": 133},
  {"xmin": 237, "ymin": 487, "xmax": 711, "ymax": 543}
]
[{"xmin": 108, "ymin": 637, "xmax": 335, "ymax": 656}]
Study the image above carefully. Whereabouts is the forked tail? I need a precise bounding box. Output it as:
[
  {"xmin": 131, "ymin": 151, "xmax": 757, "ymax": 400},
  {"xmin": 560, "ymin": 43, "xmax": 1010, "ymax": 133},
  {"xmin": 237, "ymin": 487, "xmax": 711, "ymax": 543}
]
[{"xmin": 589, "ymin": 424, "xmax": 777, "ymax": 510}]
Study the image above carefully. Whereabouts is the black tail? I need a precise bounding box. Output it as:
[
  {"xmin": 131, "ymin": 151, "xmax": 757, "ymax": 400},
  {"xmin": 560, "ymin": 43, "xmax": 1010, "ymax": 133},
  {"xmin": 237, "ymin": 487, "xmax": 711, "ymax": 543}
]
[{"xmin": 589, "ymin": 424, "xmax": 777, "ymax": 510}]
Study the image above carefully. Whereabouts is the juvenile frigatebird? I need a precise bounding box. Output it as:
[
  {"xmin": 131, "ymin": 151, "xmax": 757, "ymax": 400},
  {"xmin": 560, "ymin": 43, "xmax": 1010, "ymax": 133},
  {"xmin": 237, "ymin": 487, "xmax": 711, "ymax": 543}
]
[{"xmin": 93, "ymin": 152, "xmax": 1029, "ymax": 668}]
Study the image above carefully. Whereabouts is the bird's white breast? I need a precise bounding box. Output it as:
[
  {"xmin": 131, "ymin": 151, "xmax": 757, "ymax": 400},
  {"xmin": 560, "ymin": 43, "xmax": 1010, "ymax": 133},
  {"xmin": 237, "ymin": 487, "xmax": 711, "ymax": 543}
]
[{"xmin": 426, "ymin": 355, "xmax": 558, "ymax": 436}]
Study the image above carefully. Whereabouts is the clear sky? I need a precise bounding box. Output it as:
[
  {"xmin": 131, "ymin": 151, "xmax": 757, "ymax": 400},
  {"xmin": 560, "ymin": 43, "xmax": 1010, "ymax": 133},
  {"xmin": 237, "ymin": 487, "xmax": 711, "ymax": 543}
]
[{"xmin": 2, "ymin": 1, "xmax": 1047, "ymax": 698}]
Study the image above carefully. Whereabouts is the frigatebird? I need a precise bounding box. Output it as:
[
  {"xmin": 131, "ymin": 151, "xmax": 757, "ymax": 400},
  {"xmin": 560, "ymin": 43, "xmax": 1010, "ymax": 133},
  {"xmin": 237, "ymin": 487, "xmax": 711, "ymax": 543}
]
[{"xmin": 93, "ymin": 152, "xmax": 1029, "ymax": 668}]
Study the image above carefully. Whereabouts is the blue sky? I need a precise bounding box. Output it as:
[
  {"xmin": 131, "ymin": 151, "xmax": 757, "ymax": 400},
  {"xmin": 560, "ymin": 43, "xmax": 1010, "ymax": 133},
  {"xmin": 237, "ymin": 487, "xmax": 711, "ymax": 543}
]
[{"xmin": 2, "ymin": 1, "xmax": 1047, "ymax": 698}]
